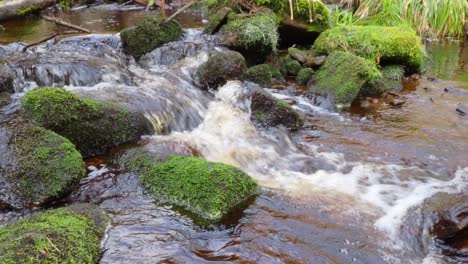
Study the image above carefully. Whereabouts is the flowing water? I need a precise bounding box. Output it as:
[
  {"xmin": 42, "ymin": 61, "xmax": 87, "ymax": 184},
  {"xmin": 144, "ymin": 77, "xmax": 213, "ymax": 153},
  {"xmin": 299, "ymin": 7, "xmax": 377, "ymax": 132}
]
[{"xmin": 0, "ymin": 4, "xmax": 467, "ymax": 264}]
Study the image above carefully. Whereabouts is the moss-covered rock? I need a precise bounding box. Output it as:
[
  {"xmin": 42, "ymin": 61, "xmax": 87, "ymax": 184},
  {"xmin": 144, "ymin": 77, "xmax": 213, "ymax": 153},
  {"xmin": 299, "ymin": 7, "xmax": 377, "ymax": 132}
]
[
  {"xmin": 296, "ymin": 67, "xmax": 314, "ymax": 85},
  {"xmin": 0, "ymin": 64, "xmax": 14, "ymax": 93},
  {"xmin": 248, "ymin": 84, "xmax": 304, "ymax": 130},
  {"xmin": 313, "ymin": 25, "xmax": 423, "ymax": 71},
  {"xmin": 22, "ymin": 87, "xmax": 152, "ymax": 157},
  {"xmin": 120, "ymin": 151, "xmax": 259, "ymax": 221},
  {"xmin": 310, "ymin": 51, "xmax": 381, "ymax": 106},
  {"xmin": 219, "ymin": 13, "xmax": 279, "ymax": 60},
  {"xmin": 120, "ymin": 17, "xmax": 183, "ymax": 58},
  {"xmin": 203, "ymin": 7, "xmax": 232, "ymax": 35},
  {"xmin": 0, "ymin": 204, "xmax": 109, "ymax": 263},
  {"xmin": 0, "ymin": 117, "xmax": 85, "ymax": 209},
  {"xmin": 279, "ymin": 56, "xmax": 302, "ymax": 76},
  {"xmin": 245, "ymin": 64, "xmax": 273, "ymax": 87},
  {"xmin": 363, "ymin": 65, "xmax": 404, "ymax": 97},
  {"xmin": 194, "ymin": 50, "xmax": 247, "ymax": 90}
]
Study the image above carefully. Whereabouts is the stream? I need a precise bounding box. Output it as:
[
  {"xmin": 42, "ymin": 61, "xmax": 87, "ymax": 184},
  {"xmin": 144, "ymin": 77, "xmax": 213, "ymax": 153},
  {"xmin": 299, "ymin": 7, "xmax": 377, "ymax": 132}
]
[{"xmin": 1, "ymin": 3, "xmax": 467, "ymax": 264}]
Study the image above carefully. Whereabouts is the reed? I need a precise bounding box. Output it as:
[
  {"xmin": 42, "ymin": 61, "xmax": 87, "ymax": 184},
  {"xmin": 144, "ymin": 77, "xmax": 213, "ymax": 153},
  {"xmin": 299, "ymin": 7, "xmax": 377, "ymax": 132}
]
[{"xmin": 341, "ymin": 0, "xmax": 468, "ymax": 38}]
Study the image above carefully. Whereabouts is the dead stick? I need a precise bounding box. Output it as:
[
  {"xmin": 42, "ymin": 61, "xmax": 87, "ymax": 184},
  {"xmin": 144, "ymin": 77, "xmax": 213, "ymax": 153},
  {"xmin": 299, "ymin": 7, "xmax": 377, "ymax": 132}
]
[
  {"xmin": 22, "ymin": 31, "xmax": 80, "ymax": 52},
  {"xmin": 40, "ymin": 15, "xmax": 91, "ymax": 33},
  {"xmin": 165, "ymin": 0, "xmax": 199, "ymax": 23}
]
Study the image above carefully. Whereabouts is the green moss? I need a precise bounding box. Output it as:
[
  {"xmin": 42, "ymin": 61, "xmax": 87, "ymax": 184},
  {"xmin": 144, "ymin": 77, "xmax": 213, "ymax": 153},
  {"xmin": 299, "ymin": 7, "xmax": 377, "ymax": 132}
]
[
  {"xmin": 313, "ymin": 25, "xmax": 423, "ymax": 71},
  {"xmin": 285, "ymin": 59, "xmax": 302, "ymax": 76},
  {"xmin": 13, "ymin": 126, "xmax": 85, "ymax": 204},
  {"xmin": 22, "ymin": 87, "xmax": 151, "ymax": 157},
  {"xmin": 121, "ymin": 153, "xmax": 259, "ymax": 221},
  {"xmin": 312, "ymin": 51, "xmax": 381, "ymax": 106},
  {"xmin": 363, "ymin": 65, "xmax": 404, "ymax": 97},
  {"xmin": 245, "ymin": 64, "xmax": 273, "ymax": 87},
  {"xmin": 275, "ymin": 101, "xmax": 291, "ymax": 109},
  {"xmin": 0, "ymin": 206, "xmax": 108, "ymax": 264},
  {"xmin": 267, "ymin": 64, "xmax": 283, "ymax": 81},
  {"xmin": 120, "ymin": 17, "xmax": 183, "ymax": 58},
  {"xmin": 221, "ymin": 14, "xmax": 279, "ymax": 55},
  {"xmin": 16, "ymin": 5, "xmax": 39, "ymax": 16},
  {"xmin": 296, "ymin": 67, "xmax": 314, "ymax": 85}
]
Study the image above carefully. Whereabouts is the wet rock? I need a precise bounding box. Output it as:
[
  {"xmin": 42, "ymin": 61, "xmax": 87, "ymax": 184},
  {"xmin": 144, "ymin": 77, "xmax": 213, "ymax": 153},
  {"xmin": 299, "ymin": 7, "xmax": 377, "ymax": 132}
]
[
  {"xmin": 0, "ymin": 116, "xmax": 85, "ymax": 210},
  {"xmin": 219, "ymin": 13, "xmax": 279, "ymax": 61},
  {"xmin": 363, "ymin": 65, "xmax": 404, "ymax": 97},
  {"xmin": 288, "ymin": 47, "xmax": 308, "ymax": 64},
  {"xmin": 22, "ymin": 88, "xmax": 153, "ymax": 157},
  {"xmin": 296, "ymin": 67, "xmax": 314, "ymax": 85},
  {"xmin": 309, "ymin": 51, "xmax": 381, "ymax": 107},
  {"xmin": 0, "ymin": 204, "xmax": 109, "ymax": 263},
  {"xmin": 119, "ymin": 150, "xmax": 259, "ymax": 221},
  {"xmin": 0, "ymin": 64, "xmax": 14, "ymax": 93},
  {"xmin": 193, "ymin": 50, "xmax": 247, "ymax": 90},
  {"xmin": 203, "ymin": 7, "xmax": 232, "ymax": 35},
  {"xmin": 120, "ymin": 17, "xmax": 183, "ymax": 58},
  {"xmin": 444, "ymin": 87, "xmax": 468, "ymax": 96},
  {"xmin": 389, "ymin": 98, "xmax": 406, "ymax": 107},
  {"xmin": 248, "ymin": 84, "xmax": 304, "ymax": 130},
  {"xmin": 456, "ymin": 103, "xmax": 467, "ymax": 116},
  {"xmin": 244, "ymin": 64, "xmax": 272, "ymax": 87},
  {"xmin": 313, "ymin": 25, "xmax": 423, "ymax": 71}
]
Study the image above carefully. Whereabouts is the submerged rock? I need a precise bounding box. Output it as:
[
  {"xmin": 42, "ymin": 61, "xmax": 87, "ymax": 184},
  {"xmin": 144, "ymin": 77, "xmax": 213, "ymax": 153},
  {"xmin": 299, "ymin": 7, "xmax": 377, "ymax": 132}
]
[
  {"xmin": 193, "ymin": 50, "xmax": 247, "ymax": 90},
  {"xmin": 119, "ymin": 150, "xmax": 259, "ymax": 221},
  {"xmin": 248, "ymin": 84, "xmax": 304, "ymax": 130},
  {"xmin": 313, "ymin": 25, "xmax": 424, "ymax": 71},
  {"xmin": 0, "ymin": 64, "xmax": 14, "ymax": 93},
  {"xmin": 309, "ymin": 51, "xmax": 381, "ymax": 107},
  {"xmin": 244, "ymin": 64, "xmax": 273, "ymax": 87},
  {"xmin": 22, "ymin": 88, "xmax": 152, "ymax": 157},
  {"xmin": 0, "ymin": 204, "xmax": 109, "ymax": 263},
  {"xmin": 121, "ymin": 17, "xmax": 183, "ymax": 58},
  {"xmin": 0, "ymin": 117, "xmax": 85, "ymax": 210},
  {"xmin": 219, "ymin": 13, "xmax": 279, "ymax": 61}
]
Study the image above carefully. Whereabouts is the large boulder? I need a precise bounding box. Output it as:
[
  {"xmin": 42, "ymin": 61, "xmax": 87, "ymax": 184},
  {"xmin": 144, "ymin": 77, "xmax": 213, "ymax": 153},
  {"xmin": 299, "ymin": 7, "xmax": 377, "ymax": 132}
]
[
  {"xmin": 0, "ymin": 204, "xmax": 109, "ymax": 263},
  {"xmin": 313, "ymin": 25, "xmax": 424, "ymax": 71},
  {"xmin": 0, "ymin": 117, "xmax": 85, "ymax": 210},
  {"xmin": 219, "ymin": 13, "xmax": 279, "ymax": 61},
  {"xmin": 248, "ymin": 84, "xmax": 304, "ymax": 130},
  {"xmin": 120, "ymin": 17, "xmax": 183, "ymax": 58},
  {"xmin": 193, "ymin": 50, "xmax": 247, "ymax": 90},
  {"xmin": 22, "ymin": 88, "xmax": 152, "ymax": 157},
  {"xmin": 120, "ymin": 151, "xmax": 259, "ymax": 221},
  {"xmin": 0, "ymin": 64, "xmax": 14, "ymax": 93},
  {"xmin": 309, "ymin": 51, "xmax": 382, "ymax": 107}
]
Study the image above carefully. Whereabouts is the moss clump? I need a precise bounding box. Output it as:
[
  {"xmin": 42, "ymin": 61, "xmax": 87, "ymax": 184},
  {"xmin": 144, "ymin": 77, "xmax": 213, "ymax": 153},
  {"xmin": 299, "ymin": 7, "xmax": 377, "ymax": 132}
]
[
  {"xmin": 0, "ymin": 205, "xmax": 109, "ymax": 263},
  {"xmin": 120, "ymin": 17, "xmax": 182, "ymax": 58},
  {"xmin": 121, "ymin": 153, "xmax": 259, "ymax": 221},
  {"xmin": 296, "ymin": 67, "xmax": 314, "ymax": 85},
  {"xmin": 16, "ymin": 5, "xmax": 39, "ymax": 16},
  {"xmin": 221, "ymin": 13, "xmax": 279, "ymax": 56},
  {"xmin": 313, "ymin": 25, "xmax": 423, "ymax": 71},
  {"xmin": 194, "ymin": 50, "xmax": 247, "ymax": 89},
  {"xmin": 245, "ymin": 64, "xmax": 273, "ymax": 87},
  {"xmin": 312, "ymin": 51, "xmax": 381, "ymax": 106},
  {"xmin": 22, "ymin": 88, "xmax": 151, "ymax": 157},
  {"xmin": 279, "ymin": 53, "xmax": 306, "ymax": 77},
  {"xmin": 13, "ymin": 126, "xmax": 85, "ymax": 205},
  {"xmin": 363, "ymin": 65, "xmax": 404, "ymax": 97}
]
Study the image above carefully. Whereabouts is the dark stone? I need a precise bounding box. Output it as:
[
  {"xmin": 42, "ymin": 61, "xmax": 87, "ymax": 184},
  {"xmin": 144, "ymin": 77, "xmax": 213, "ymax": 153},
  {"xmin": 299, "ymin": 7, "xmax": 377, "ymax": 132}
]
[
  {"xmin": 194, "ymin": 50, "xmax": 247, "ymax": 90},
  {"xmin": 456, "ymin": 103, "xmax": 467, "ymax": 116},
  {"xmin": 0, "ymin": 64, "xmax": 14, "ymax": 93}
]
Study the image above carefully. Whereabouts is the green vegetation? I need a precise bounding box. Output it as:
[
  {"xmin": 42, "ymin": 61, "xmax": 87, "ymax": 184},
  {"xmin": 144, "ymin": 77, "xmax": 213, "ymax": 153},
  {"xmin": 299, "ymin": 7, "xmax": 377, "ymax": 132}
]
[
  {"xmin": 245, "ymin": 64, "xmax": 273, "ymax": 87},
  {"xmin": 0, "ymin": 205, "xmax": 109, "ymax": 264},
  {"xmin": 221, "ymin": 13, "xmax": 279, "ymax": 54},
  {"xmin": 364, "ymin": 65, "xmax": 404, "ymax": 97},
  {"xmin": 346, "ymin": 0, "xmax": 468, "ymax": 38},
  {"xmin": 16, "ymin": 5, "xmax": 39, "ymax": 16},
  {"xmin": 120, "ymin": 152, "xmax": 259, "ymax": 221},
  {"xmin": 14, "ymin": 126, "xmax": 85, "ymax": 205},
  {"xmin": 313, "ymin": 25, "xmax": 424, "ymax": 71},
  {"xmin": 312, "ymin": 51, "xmax": 382, "ymax": 105},
  {"xmin": 22, "ymin": 88, "xmax": 151, "ymax": 157},
  {"xmin": 120, "ymin": 17, "xmax": 182, "ymax": 58},
  {"xmin": 279, "ymin": 56, "xmax": 302, "ymax": 76},
  {"xmin": 296, "ymin": 67, "xmax": 314, "ymax": 85}
]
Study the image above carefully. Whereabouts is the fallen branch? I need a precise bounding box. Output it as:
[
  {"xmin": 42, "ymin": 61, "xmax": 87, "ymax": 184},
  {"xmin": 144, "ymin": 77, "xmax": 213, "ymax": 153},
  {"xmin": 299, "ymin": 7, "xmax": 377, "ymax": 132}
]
[
  {"xmin": 40, "ymin": 15, "xmax": 91, "ymax": 33},
  {"xmin": 22, "ymin": 31, "xmax": 80, "ymax": 52},
  {"xmin": 165, "ymin": 0, "xmax": 199, "ymax": 23}
]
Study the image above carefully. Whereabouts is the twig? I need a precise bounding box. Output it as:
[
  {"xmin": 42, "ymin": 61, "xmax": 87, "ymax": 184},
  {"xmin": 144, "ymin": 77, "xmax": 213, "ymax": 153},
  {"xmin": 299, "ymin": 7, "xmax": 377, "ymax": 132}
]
[
  {"xmin": 46, "ymin": 236, "xmax": 61, "ymax": 254},
  {"xmin": 21, "ymin": 31, "xmax": 80, "ymax": 52},
  {"xmin": 119, "ymin": 0, "xmax": 133, "ymax": 6},
  {"xmin": 40, "ymin": 15, "xmax": 91, "ymax": 33},
  {"xmin": 165, "ymin": 0, "xmax": 199, "ymax": 23}
]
